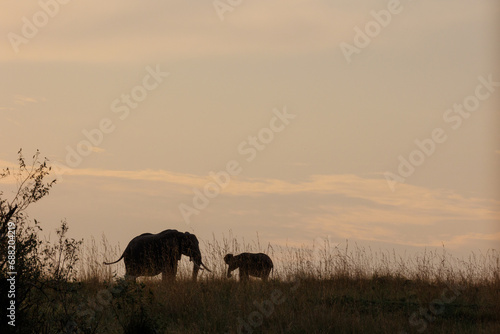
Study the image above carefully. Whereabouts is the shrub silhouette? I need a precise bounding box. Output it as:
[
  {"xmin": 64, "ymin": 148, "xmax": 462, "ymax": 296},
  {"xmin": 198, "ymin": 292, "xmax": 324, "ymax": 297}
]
[{"xmin": 0, "ymin": 149, "xmax": 82, "ymax": 333}]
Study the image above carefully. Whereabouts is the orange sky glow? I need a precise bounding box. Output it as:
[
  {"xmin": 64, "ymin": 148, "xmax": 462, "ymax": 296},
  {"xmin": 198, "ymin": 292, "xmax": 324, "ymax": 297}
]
[{"xmin": 1, "ymin": 0, "xmax": 499, "ymax": 262}]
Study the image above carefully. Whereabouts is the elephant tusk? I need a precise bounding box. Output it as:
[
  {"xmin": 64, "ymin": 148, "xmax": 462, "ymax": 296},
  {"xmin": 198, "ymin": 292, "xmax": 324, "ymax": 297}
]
[
  {"xmin": 193, "ymin": 263, "xmax": 204, "ymax": 271},
  {"xmin": 201, "ymin": 262, "xmax": 212, "ymax": 272}
]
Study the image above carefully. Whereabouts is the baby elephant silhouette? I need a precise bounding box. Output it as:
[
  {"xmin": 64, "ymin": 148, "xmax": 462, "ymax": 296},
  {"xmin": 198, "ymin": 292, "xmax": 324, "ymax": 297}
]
[{"xmin": 224, "ymin": 253, "xmax": 273, "ymax": 282}]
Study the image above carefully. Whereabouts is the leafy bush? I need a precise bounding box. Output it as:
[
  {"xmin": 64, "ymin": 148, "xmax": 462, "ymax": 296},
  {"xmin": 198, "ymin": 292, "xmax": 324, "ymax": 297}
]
[{"xmin": 0, "ymin": 150, "xmax": 82, "ymax": 333}]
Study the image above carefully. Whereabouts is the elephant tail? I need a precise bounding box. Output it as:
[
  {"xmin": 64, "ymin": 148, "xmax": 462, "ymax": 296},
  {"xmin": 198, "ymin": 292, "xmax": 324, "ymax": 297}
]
[{"xmin": 103, "ymin": 252, "xmax": 125, "ymax": 265}]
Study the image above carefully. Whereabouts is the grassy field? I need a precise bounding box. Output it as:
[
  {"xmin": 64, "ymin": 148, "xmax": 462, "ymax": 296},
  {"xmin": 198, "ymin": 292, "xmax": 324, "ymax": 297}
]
[
  {"xmin": 21, "ymin": 235, "xmax": 498, "ymax": 334},
  {"xmin": 50, "ymin": 276, "xmax": 498, "ymax": 334}
]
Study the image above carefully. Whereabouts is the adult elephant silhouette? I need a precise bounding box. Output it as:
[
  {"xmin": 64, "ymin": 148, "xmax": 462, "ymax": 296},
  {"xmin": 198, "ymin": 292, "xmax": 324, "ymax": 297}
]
[{"xmin": 104, "ymin": 229, "xmax": 211, "ymax": 282}]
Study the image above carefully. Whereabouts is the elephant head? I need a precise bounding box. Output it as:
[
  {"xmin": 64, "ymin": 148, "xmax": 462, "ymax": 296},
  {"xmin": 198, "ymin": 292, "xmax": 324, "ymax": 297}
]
[
  {"xmin": 179, "ymin": 232, "xmax": 211, "ymax": 280},
  {"xmin": 224, "ymin": 254, "xmax": 237, "ymax": 278}
]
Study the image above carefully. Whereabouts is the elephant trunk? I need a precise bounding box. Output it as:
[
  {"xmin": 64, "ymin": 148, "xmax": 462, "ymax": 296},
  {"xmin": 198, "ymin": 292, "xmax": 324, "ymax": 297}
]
[
  {"xmin": 191, "ymin": 260, "xmax": 212, "ymax": 280},
  {"xmin": 192, "ymin": 263, "xmax": 200, "ymax": 281}
]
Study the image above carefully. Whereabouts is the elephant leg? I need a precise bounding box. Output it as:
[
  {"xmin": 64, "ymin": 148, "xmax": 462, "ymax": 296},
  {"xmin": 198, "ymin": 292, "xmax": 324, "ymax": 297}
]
[
  {"xmin": 239, "ymin": 269, "xmax": 249, "ymax": 282},
  {"xmin": 124, "ymin": 263, "xmax": 137, "ymax": 282},
  {"xmin": 162, "ymin": 261, "xmax": 178, "ymax": 282}
]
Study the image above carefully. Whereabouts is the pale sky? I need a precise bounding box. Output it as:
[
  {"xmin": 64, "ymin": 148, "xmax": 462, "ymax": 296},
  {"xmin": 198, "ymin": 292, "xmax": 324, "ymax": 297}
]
[{"xmin": 1, "ymin": 0, "xmax": 499, "ymax": 260}]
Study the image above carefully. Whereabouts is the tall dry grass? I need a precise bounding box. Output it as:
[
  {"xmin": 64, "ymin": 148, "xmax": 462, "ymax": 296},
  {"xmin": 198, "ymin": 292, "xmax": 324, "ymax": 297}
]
[
  {"xmin": 44, "ymin": 232, "xmax": 500, "ymax": 333},
  {"xmin": 77, "ymin": 234, "xmax": 123, "ymax": 282},
  {"xmin": 77, "ymin": 232, "xmax": 500, "ymax": 286}
]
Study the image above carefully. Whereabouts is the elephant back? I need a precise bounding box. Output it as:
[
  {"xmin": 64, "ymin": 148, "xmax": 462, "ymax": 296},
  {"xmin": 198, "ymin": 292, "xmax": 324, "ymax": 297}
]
[{"xmin": 127, "ymin": 232, "xmax": 180, "ymax": 273}]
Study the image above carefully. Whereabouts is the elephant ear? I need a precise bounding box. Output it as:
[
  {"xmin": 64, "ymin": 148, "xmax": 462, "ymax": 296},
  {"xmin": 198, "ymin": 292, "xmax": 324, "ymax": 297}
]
[
  {"xmin": 184, "ymin": 232, "xmax": 199, "ymax": 248},
  {"xmin": 182, "ymin": 232, "xmax": 190, "ymax": 248},
  {"xmin": 171, "ymin": 234, "xmax": 182, "ymax": 261},
  {"xmin": 179, "ymin": 232, "xmax": 194, "ymax": 258}
]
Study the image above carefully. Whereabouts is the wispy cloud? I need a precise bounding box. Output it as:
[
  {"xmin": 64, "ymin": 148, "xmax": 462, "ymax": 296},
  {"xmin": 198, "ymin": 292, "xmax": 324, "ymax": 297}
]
[
  {"xmin": 2, "ymin": 160, "xmax": 497, "ymax": 252},
  {"xmin": 13, "ymin": 94, "xmax": 39, "ymax": 106},
  {"xmin": 51, "ymin": 166, "xmax": 205, "ymax": 189},
  {"xmin": 91, "ymin": 147, "xmax": 106, "ymax": 154},
  {"xmin": 47, "ymin": 165, "xmax": 500, "ymax": 227},
  {"xmin": 1, "ymin": 95, "xmax": 46, "ymax": 110},
  {"xmin": 2, "ymin": 1, "xmax": 491, "ymax": 63}
]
